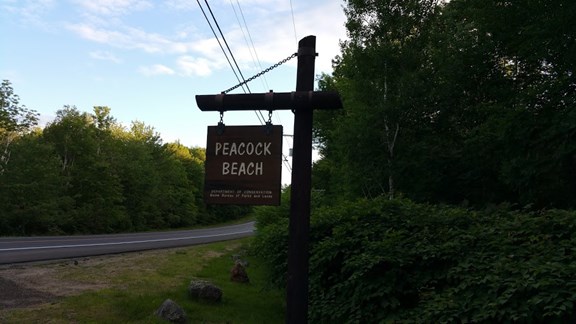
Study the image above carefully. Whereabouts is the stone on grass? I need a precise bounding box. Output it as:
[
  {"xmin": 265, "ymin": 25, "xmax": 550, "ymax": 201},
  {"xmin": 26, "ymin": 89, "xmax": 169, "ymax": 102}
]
[
  {"xmin": 232, "ymin": 254, "xmax": 249, "ymax": 267},
  {"xmin": 155, "ymin": 299, "xmax": 187, "ymax": 323},
  {"xmin": 230, "ymin": 262, "xmax": 249, "ymax": 283},
  {"xmin": 188, "ymin": 280, "xmax": 222, "ymax": 303}
]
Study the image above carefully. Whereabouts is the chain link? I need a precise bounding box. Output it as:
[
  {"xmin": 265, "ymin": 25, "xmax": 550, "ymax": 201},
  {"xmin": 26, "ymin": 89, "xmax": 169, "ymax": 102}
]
[{"xmin": 222, "ymin": 52, "xmax": 297, "ymax": 94}]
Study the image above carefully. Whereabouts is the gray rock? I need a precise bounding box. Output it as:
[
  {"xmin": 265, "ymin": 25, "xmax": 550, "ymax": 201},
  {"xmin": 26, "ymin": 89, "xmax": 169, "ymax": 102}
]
[
  {"xmin": 188, "ymin": 280, "xmax": 222, "ymax": 302},
  {"xmin": 155, "ymin": 299, "xmax": 187, "ymax": 323}
]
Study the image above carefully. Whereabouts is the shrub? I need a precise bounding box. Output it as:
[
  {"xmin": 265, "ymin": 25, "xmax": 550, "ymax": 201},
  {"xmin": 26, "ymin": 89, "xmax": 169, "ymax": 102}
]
[{"xmin": 252, "ymin": 197, "xmax": 576, "ymax": 322}]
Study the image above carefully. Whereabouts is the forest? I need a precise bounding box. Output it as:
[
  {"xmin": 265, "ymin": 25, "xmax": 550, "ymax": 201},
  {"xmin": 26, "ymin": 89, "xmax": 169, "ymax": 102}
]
[
  {"xmin": 253, "ymin": 0, "xmax": 576, "ymax": 322},
  {"xmin": 0, "ymin": 81, "xmax": 247, "ymax": 235},
  {"xmin": 311, "ymin": 0, "xmax": 575, "ymax": 208}
]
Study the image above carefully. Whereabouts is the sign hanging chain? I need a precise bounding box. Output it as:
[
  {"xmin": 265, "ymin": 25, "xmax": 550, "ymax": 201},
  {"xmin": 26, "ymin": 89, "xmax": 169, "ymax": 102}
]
[
  {"xmin": 267, "ymin": 110, "xmax": 273, "ymax": 124},
  {"xmin": 217, "ymin": 111, "xmax": 225, "ymax": 135},
  {"xmin": 265, "ymin": 110, "xmax": 274, "ymax": 135},
  {"xmin": 222, "ymin": 52, "xmax": 297, "ymax": 94}
]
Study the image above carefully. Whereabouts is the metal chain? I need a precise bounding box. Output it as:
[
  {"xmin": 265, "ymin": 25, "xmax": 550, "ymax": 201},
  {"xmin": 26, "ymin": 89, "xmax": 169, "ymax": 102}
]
[
  {"xmin": 267, "ymin": 110, "xmax": 273, "ymax": 124},
  {"xmin": 222, "ymin": 52, "xmax": 298, "ymax": 94}
]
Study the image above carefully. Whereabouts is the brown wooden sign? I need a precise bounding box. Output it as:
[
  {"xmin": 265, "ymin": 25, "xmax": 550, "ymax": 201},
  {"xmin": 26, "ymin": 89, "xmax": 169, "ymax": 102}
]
[{"xmin": 204, "ymin": 125, "xmax": 283, "ymax": 205}]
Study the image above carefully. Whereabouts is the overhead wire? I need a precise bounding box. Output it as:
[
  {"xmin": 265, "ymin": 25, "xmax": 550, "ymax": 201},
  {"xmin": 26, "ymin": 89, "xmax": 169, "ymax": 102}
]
[
  {"xmin": 236, "ymin": 0, "xmax": 270, "ymax": 91},
  {"xmin": 195, "ymin": 0, "xmax": 243, "ymax": 92},
  {"xmin": 232, "ymin": 0, "xmax": 293, "ymax": 174},
  {"xmin": 229, "ymin": 0, "xmax": 269, "ymax": 91},
  {"xmin": 197, "ymin": 0, "xmax": 294, "ymax": 174},
  {"xmin": 198, "ymin": 0, "xmax": 266, "ymax": 125},
  {"xmin": 289, "ymin": 0, "xmax": 298, "ymax": 44},
  {"xmin": 203, "ymin": 0, "xmax": 249, "ymax": 92}
]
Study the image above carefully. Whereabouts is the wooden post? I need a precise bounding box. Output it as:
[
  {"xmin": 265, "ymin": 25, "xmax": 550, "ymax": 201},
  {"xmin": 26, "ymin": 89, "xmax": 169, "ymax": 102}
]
[
  {"xmin": 195, "ymin": 35, "xmax": 342, "ymax": 324},
  {"xmin": 286, "ymin": 35, "xmax": 316, "ymax": 324}
]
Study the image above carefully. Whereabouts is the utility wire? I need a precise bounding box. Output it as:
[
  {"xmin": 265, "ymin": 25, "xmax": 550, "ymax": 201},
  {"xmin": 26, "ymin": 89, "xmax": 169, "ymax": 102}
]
[
  {"xmin": 197, "ymin": 0, "xmax": 265, "ymax": 125},
  {"xmin": 195, "ymin": 0, "xmax": 242, "ymax": 92},
  {"xmin": 236, "ymin": 0, "xmax": 269, "ymax": 91},
  {"xmin": 203, "ymin": 0, "xmax": 269, "ymax": 124},
  {"xmin": 289, "ymin": 0, "xmax": 298, "ymax": 44},
  {"xmin": 232, "ymin": 0, "xmax": 294, "ymax": 173},
  {"xmin": 229, "ymin": 0, "xmax": 272, "ymax": 130},
  {"xmin": 229, "ymin": 0, "xmax": 268, "ymax": 91},
  {"xmin": 197, "ymin": 0, "xmax": 293, "ymax": 173},
  {"xmin": 203, "ymin": 0, "xmax": 250, "ymax": 93}
]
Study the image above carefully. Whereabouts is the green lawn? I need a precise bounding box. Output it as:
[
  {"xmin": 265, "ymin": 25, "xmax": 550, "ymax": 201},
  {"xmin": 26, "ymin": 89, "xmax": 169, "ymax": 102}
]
[{"xmin": 1, "ymin": 238, "xmax": 284, "ymax": 323}]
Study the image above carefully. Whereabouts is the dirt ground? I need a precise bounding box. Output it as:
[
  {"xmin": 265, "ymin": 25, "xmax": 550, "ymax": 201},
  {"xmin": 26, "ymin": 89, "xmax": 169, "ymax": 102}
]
[{"xmin": 0, "ymin": 250, "xmax": 176, "ymax": 310}]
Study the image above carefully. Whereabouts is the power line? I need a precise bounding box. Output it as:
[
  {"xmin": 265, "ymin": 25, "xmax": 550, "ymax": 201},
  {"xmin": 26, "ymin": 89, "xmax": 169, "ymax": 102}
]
[
  {"xmin": 229, "ymin": 0, "xmax": 268, "ymax": 92},
  {"xmin": 236, "ymin": 0, "xmax": 269, "ymax": 91},
  {"xmin": 195, "ymin": 0, "xmax": 243, "ymax": 92},
  {"xmin": 289, "ymin": 0, "xmax": 298, "ymax": 44},
  {"xmin": 203, "ymin": 0, "xmax": 250, "ymax": 93},
  {"xmin": 204, "ymin": 0, "xmax": 271, "ymax": 126},
  {"xmin": 196, "ymin": 0, "xmax": 293, "ymax": 174},
  {"xmin": 229, "ymin": 0, "xmax": 293, "ymax": 173},
  {"xmin": 197, "ymin": 0, "xmax": 265, "ymax": 125}
]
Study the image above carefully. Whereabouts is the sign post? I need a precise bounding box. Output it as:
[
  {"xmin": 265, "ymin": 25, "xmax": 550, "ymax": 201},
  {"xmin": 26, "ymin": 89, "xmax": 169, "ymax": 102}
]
[
  {"xmin": 196, "ymin": 35, "xmax": 342, "ymax": 323},
  {"xmin": 286, "ymin": 35, "xmax": 315, "ymax": 324}
]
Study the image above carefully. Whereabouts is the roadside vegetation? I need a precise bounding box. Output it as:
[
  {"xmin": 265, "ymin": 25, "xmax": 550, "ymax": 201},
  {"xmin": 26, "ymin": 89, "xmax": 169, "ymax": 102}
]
[
  {"xmin": 253, "ymin": 194, "xmax": 576, "ymax": 322},
  {"xmin": 0, "ymin": 238, "xmax": 284, "ymax": 323},
  {"xmin": 0, "ymin": 81, "xmax": 249, "ymax": 236},
  {"xmin": 252, "ymin": 0, "xmax": 576, "ymax": 322}
]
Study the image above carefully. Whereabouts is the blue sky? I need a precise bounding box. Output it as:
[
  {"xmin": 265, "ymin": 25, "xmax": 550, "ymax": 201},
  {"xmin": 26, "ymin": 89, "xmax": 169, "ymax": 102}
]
[{"xmin": 1, "ymin": 0, "xmax": 347, "ymax": 183}]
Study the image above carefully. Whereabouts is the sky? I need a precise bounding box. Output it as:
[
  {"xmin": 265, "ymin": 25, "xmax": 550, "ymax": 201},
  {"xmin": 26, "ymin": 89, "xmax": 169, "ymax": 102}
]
[{"xmin": 1, "ymin": 0, "xmax": 348, "ymax": 184}]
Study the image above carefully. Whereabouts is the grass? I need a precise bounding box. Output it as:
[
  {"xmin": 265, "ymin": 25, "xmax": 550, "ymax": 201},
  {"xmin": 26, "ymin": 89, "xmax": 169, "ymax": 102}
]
[{"xmin": 1, "ymin": 238, "xmax": 285, "ymax": 323}]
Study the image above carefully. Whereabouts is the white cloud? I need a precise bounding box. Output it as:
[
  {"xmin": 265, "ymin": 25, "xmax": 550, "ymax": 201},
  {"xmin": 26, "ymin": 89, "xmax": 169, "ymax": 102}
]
[
  {"xmin": 176, "ymin": 56, "xmax": 214, "ymax": 77},
  {"xmin": 67, "ymin": 23, "xmax": 192, "ymax": 54},
  {"xmin": 139, "ymin": 64, "xmax": 176, "ymax": 76},
  {"xmin": 165, "ymin": 0, "xmax": 196, "ymax": 11},
  {"xmin": 68, "ymin": 23, "xmax": 128, "ymax": 44},
  {"xmin": 184, "ymin": 0, "xmax": 346, "ymax": 74},
  {"xmin": 1, "ymin": 0, "xmax": 56, "ymax": 29},
  {"xmin": 89, "ymin": 51, "xmax": 122, "ymax": 63},
  {"xmin": 66, "ymin": 0, "xmax": 346, "ymax": 78},
  {"xmin": 73, "ymin": 0, "xmax": 153, "ymax": 16}
]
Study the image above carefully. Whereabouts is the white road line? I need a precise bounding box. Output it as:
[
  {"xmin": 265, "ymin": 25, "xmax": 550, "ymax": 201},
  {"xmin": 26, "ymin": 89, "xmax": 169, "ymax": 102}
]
[{"xmin": 0, "ymin": 230, "xmax": 253, "ymax": 252}]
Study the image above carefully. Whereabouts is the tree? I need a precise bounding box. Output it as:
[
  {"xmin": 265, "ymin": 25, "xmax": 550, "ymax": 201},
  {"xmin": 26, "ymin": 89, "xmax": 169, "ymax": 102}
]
[
  {"xmin": 314, "ymin": 0, "xmax": 442, "ymax": 200},
  {"xmin": 314, "ymin": 0, "xmax": 576, "ymax": 208},
  {"xmin": 0, "ymin": 132, "xmax": 70, "ymax": 235},
  {"xmin": 0, "ymin": 80, "xmax": 39, "ymax": 175},
  {"xmin": 43, "ymin": 106, "xmax": 128, "ymax": 233}
]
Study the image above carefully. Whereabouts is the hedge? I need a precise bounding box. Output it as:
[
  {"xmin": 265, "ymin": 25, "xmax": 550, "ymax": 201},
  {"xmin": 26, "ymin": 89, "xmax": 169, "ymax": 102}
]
[{"xmin": 251, "ymin": 197, "xmax": 576, "ymax": 323}]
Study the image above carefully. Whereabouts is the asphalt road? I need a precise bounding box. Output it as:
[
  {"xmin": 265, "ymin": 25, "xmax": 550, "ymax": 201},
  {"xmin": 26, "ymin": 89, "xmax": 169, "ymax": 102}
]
[{"xmin": 0, "ymin": 221, "xmax": 255, "ymax": 265}]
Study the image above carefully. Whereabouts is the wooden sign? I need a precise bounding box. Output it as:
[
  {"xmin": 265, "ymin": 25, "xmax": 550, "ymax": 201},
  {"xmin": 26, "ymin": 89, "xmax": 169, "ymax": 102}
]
[{"xmin": 204, "ymin": 125, "xmax": 283, "ymax": 205}]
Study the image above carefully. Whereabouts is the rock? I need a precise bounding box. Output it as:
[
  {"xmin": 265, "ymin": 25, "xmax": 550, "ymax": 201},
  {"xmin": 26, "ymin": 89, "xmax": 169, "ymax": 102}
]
[
  {"xmin": 230, "ymin": 262, "xmax": 249, "ymax": 283},
  {"xmin": 232, "ymin": 254, "xmax": 249, "ymax": 267},
  {"xmin": 155, "ymin": 299, "xmax": 187, "ymax": 323},
  {"xmin": 188, "ymin": 280, "xmax": 222, "ymax": 302}
]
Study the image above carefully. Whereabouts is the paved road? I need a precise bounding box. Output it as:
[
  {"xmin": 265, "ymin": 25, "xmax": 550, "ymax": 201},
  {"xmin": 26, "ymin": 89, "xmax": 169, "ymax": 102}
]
[{"xmin": 0, "ymin": 222, "xmax": 255, "ymax": 265}]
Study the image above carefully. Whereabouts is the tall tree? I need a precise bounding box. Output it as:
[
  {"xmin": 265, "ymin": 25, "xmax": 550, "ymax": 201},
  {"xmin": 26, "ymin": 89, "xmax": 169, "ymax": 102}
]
[
  {"xmin": 0, "ymin": 80, "xmax": 39, "ymax": 175},
  {"xmin": 314, "ymin": 0, "xmax": 576, "ymax": 208}
]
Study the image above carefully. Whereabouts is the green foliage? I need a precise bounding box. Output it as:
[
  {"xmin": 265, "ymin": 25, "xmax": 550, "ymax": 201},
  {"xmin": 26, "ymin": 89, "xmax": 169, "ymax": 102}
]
[
  {"xmin": 0, "ymin": 132, "xmax": 71, "ymax": 235},
  {"xmin": 250, "ymin": 187, "xmax": 291, "ymax": 287},
  {"xmin": 314, "ymin": 0, "xmax": 576, "ymax": 208},
  {"xmin": 253, "ymin": 197, "xmax": 576, "ymax": 322},
  {"xmin": 0, "ymin": 94, "xmax": 239, "ymax": 235},
  {"xmin": 0, "ymin": 80, "xmax": 39, "ymax": 132}
]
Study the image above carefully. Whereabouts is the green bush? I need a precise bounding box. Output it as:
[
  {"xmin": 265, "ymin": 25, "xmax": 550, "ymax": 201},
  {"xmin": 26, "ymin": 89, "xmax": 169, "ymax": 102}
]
[{"xmin": 252, "ymin": 197, "xmax": 576, "ymax": 322}]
